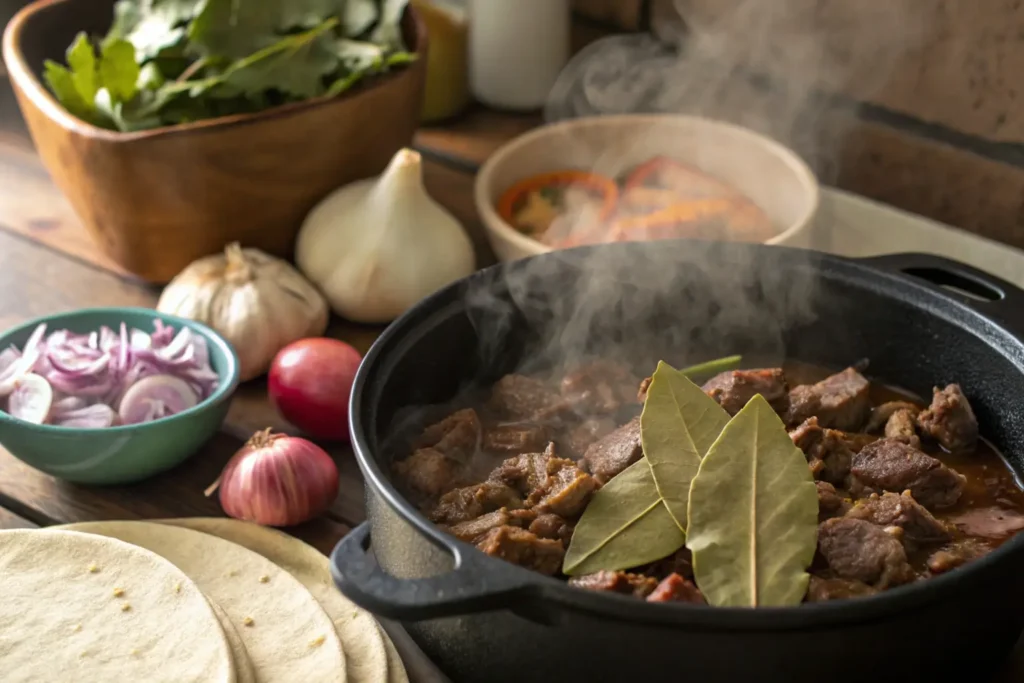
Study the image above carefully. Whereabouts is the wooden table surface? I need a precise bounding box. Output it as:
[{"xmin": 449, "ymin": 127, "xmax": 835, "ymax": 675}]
[{"xmin": 2, "ymin": 56, "xmax": 1024, "ymax": 680}]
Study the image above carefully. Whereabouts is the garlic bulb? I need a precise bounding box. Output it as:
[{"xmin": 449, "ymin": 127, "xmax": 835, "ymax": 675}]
[
  {"xmin": 157, "ymin": 243, "xmax": 329, "ymax": 381},
  {"xmin": 295, "ymin": 148, "xmax": 476, "ymax": 324}
]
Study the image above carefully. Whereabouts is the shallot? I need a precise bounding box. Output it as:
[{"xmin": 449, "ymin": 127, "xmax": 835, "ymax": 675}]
[
  {"xmin": 0, "ymin": 319, "xmax": 219, "ymax": 428},
  {"xmin": 206, "ymin": 428, "xmax": 340, "ymax": 527}
]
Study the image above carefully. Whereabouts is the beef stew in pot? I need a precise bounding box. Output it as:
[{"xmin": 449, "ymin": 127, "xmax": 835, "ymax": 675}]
[{"xmin": 392, "ymin": 359, "xmax": 1024, "ymax": 606}]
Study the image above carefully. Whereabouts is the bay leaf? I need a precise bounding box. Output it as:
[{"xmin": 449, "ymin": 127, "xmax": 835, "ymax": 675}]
[
  {"xmin": 641, "ymin": 361, "xmax": 731, "ymax": 532},
  {"xmin": 563, "ymin": 459, "xmax": 685, "ymax": 576},
  {"xmin": 685, "ymin": 394, "xmax": 819, "ymax": 607}
]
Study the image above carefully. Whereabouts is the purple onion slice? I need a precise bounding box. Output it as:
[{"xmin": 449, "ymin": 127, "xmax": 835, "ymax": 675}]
[
  {"xmin": 54, "ymin": 404, "xmax": 118, "ymax": 428},
  {"xmin": 118, "ymin": 374, "xmax": 199, "ymax": 425},
  {"xmin": 8, "ymin": 373, "xmax": 53, "ymax": 424}
]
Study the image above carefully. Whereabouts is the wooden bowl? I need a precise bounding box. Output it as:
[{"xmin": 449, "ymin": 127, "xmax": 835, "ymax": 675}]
[
  {"xmin": 2, "ymin": 0, "xmax": 427, "ymax": 283},
  {"xmin": 475, "ymin": 114, "xmax": 820, "ymax": 262}
]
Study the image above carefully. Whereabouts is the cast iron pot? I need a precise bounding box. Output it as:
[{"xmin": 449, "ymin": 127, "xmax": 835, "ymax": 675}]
[{"xmin": 331, "ymin": 241, "xmax": 1024, "ymax": 683}]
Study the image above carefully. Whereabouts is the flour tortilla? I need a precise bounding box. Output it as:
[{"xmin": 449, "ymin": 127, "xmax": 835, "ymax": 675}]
[
  {"xmin": 60, "ymin": 521, "xmax": 346, "ymax": 683},
  {"xmin": 210, "ymin": 600, "xmax": 257, "ymax": 683},
  {"xmin": 0, "ymin": 529, "xmax": 234, "ymax": 683},
  {"xmin": 161, "ymin": 517, "xmax": 391, "ymax": 683}
]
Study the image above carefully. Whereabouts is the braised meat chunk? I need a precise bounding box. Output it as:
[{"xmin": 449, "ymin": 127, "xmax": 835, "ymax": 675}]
[
  {"xmin": 701, "ymin": 368, "xmax": 789, "ymax": 416},
  {"xmin": 816, "ymin": 481, "xmax": 850, "ymax": 521},
  {"xmin": 851, "ymin": 438, "xmax": 966, "ymax": 509},
  {"xmin": 491, "ymin": 446, "xmax": 560, "ymax": 494},
  {"xmin": 488, "ymin": 374, "xmax": 569, "ymax": 421},
  {"xmin": 865, "ymin": 402, "xmax": 920, "ymax": 433},
  {"xmin": 582, "ymin": 417, "xmax": 643, "ymax": 484},
  {"xmin": 564, "ymin": 418, "xmax": 617, "ymax": 458},
  {"xmin": 789, "ymin": 417, "xmax": 853, "ymax": 486},
  {"xmin": 806, "ymin": 576, "xmax": 877, "ymax": 602},
  {"xmin": 844, "ymin": 491, "xmax": 952, "ymax": 545},
  {"xmin": 817, "ymin": 518, "xmax": 916, "ymax": 588},
  {"xmin": 786, "ymin": 367, "xmax": 871, "ymax": 431},
  {"xmin": 394, "ymin": 448, "xmax": 464, "ymax": 498},
  {"xmin": 646, "ymin": 573, "xmax": 706, "ymax": 604},
  {"xmin": 476, "ymin": 526, "xmax": 565, "ymax": 576},
  {"xmin": 569, "ymin": 571, "xmax": 659, "ymax": 598},
  {"xmin": 917, "ymin": 384, "xmax": 979, "ymax": 452},
  {"xmin": 529, "ymin": 513, "xmax": 574, "ymax": 543},
  {"xmin": 927, "ymin": 539, "xmax": 992, "ymax": 575},
  {"xmin": 431, "ymin": 482, "xmax": 524, "ymax": 525},
  {"xmin": 490, "ymin": 446, "xmax": 598, "ymax": 519},
  {"xmin": 417, "ymin": 408, "xmax": 481, "ymax": 460},
  {"xmin": 447, "ymin": 509, "xmax": 522, "ymax": 543},
  {"xmin": 482, "ymin": 424, "xmax": 550, "ymax": 454},
  {"xmin": 560, "ymin": 360, "xmax": 638, "ymax": 415},
  {"xmin": 884, "ymin": 409, "xmax": 921, "ymax": 449}
]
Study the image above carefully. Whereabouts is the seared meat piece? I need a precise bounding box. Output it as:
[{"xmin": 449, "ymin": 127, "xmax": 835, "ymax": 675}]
[
  {"xmin": 845, "ymin": 492, "xmax": 952, "ymax": 545},
  {"xmin": 816, "ymin": 481, "xmax": 850, "ymax": 521},
  {"xmin": 527, "ymin": 461, "xmax": 599, "ymax": 518},
  {"xmin": 637, "ymin": 376, "xmax": 652, "ymax": 403},
  {"xmin": 806, "ymin": 576, "xmax": 877, "ymax": 602},
  {"xmin": 560, "ymin": 360, "xmax": 638, "ymax": 415},
  {"xmin": 447, "ymin": 509, "xmax": 523, "ymax": 543},
  {"xmin": 638, "ymin": 547, "xmax": 695, "ymax": 581},
  {"xmin": 582, "ymin": 417, "xmax": 643, "ymax": 484},
  {"xmin": 789, "ymin": 417, "xmax": 853, "ymax": 486},
  {"xmin": 394, "ymin": 448, "xmax": 464, "ymax": 498},
  {"xmin": 417, "ymin": 408, "xmax": 481, "ymax": 460},
  {"xmin": 851, "ymin": 438, "xmax": 966, "ymax": 509},
  {"xmin": 482, "ymin": 424, "xmax": 550, "ymax": 454},
  {"xmin": 926, "ymin": 539, "xmax": 992, "ymax": 575},
  {"xmin": 884, "ymin": 409, "xmax": 921, "ymax": 449},
  {"xmin": 947, "ymin": 507, "xmax": 1024, "ymax": 539},
  {"xmin": 488, "ymin": 374, "xmax": 569, "ymax": 421},
  {"xmin": 569, "ymin": 571, "xmax": 659, "ymax": 598},
  {"xmin": 490, "ymin": 446, "xmax": 598, "ymax": 519},
  {"xmin": 475, "ymin": 526, "xmax": 565, "ymax": 576},
  {"xmin": 786, "ymin": 367, "xmax": 871, "ymax": 431},
  {"xmin": 431, "ymin": 482, "xmax": 523, "ymax": 525},
  {"xmin": 865, "ymin": 401, "xmax": 920, "ymax": 433},
  {"xmin": 646, "ymin": 573, "xmax": 706, "ymax": 604},
  {"xmin": 564, "ymin": 418, "xmax": 617, "ymax": 458},
  {"xmin": 491, "ymin": 445, "xmax": 560, "ymax": 494},
  {"xmin": 701, "ymin": 368, "xmax": 789, "ymax": 416},
  {"xmin": 917, "ymin": 384, "xmax": 979, "ymax": 452},
  {"xmin": 817, "ymin": 518, "xmax": 916, "ymax": 588},
  {"xmin": 529, "ymin": 513, "xmax": 574, "ymax": 543}
]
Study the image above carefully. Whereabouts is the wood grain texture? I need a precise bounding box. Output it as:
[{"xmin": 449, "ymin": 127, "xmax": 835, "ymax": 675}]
[{"xmin": 4, "ymin": 0, "xmax": 427, "ymax": 283}]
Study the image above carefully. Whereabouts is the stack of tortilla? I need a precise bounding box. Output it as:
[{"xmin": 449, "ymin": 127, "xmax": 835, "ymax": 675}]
[{"xmin": 0, "ymin": 518, "xmax": 407, "ymax": 683}]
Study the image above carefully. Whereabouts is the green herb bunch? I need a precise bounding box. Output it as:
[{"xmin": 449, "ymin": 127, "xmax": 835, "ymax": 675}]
[{"xmin": 43, "ymin": 0, "xmax": 415, "ymax": 132}]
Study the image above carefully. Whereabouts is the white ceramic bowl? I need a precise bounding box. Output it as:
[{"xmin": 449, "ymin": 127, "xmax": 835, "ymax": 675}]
[{"xmin": 474, "ymin": 114, "xmax": 820, "ymax": 262}]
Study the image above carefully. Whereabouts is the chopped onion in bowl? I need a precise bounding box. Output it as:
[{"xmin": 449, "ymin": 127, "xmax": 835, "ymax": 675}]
[{"xmin": 0, "ymin": 320, "xmax": 220, "ymax": 428}]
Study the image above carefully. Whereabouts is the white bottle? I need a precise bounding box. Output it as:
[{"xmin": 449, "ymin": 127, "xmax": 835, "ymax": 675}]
[{"xmin": 468, "ymin": 0, "xmax": 571, "ymax": 111}]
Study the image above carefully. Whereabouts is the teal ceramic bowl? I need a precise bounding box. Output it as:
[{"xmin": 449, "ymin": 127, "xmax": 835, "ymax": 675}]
[{"xmin": 0, "ymin": 307, "xmax": 239, "ymax": 485}]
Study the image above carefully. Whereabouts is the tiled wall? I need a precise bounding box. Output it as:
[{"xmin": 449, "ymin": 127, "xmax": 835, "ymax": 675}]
[{"xmin": 575, "ymin": 0, "xmax": 1024, "ymax": 249}]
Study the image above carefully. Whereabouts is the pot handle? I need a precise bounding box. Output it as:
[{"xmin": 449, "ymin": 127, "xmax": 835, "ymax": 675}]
[
  {"xmin": 857, "ymin": 252, "xmax": 1024, "ymax": 308},
  {"xmin": 330, "ymin": 522, "xmax": 535, "ymax": 621}
]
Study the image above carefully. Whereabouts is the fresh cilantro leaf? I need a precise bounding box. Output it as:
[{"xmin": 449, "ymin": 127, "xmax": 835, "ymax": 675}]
[
  {"xmin": 137, "ymin": 61, "xmax": 167, "ymax": 90},
  {"xmin": 106, "ymin": 0, "xmax": 197, "ymax": 60},
  {"xmin": 219, "ymin": 18, "xmax": 340, "ymax": 99},
  {"xmin": 341, "ymin": 0, "xmax": 379, "ymax": 37},
  {"xmin": 99, "ymin": 39, "xmax": 141, "ymax": 101},
  {"xmin": 331, "ymin": 38, "xmax": 383, "ymax": 72},
  {"xmin": 66, "ymin": 32, "xmax": 100, "ymax": 107},
  {"xmin": 187, "ymin": 0, "xmax": 282, "ymax": 60},
  {"xmin": 369, "ymin": 0, "xmax": 409, "ymax": 50},
  {"xmin": 43, "ymin": 61, "xmax": 94, "ymax": 121},
  {"xmin": 280, "ymin": 0, "xmax": 344, "ymax": 29},
  {"xmin": 325, "ymin": 69, "xmax": 366, "ymax": 97}
]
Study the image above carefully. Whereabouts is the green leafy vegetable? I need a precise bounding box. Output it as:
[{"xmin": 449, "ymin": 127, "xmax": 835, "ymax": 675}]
[
  {"xmin": 43, "ymin": 0, "xmax": 415, "ymax": 131},
  {"xmin": 641, "ymin": 361, "xmax": 731, "ymax": 532},
  {"xmin": 686, "ymin": 395, "xmax": 818, "ymax": 607},
  {"xmin": 671, "ymin": 354, "xmax": 742, "ymax": 382},
  {"xmin": 563, "ymin": 460, "xmax": 685, "ymax": 576}
]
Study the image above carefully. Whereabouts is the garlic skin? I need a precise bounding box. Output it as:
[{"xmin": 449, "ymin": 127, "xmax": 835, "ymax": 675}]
[
  {"xmin": 296, "ymin": 148, "xmax": 476, "ymax": 324},
  {"xmin": 157, "ymin": 243, "xmax": 329, "ymax": 381}
]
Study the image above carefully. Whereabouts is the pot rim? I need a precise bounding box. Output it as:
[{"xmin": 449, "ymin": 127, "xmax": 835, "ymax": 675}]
[{"xmin": 349, "ymin": 240, "xmax": 1024, "ymax": 629}]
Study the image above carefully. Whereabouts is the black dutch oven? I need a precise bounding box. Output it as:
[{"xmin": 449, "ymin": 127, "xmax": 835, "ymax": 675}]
[{"xmin": 331, "ymin": 241, "xmax": 1024, "ymax": 683}]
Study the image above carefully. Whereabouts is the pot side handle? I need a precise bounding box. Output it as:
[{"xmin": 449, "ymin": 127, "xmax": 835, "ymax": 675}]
[
  {"xmin": 330, "ymin": 522, "xmax": 535, "ymax": 621},
  {"xmin": 858, "ymin": 252, "xmax": 1024, "ymax": 308}
]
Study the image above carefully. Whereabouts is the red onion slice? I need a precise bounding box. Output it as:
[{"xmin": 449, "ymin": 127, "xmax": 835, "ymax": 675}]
[
  {"xmin": 54, "ymin": 404, "xmax": 117, "ymax": 428},
  {"xmin": 131, "ymin": 328, "xmax": 152, "ymax": 350},
  {"xmin": 0, "ymin": 348, "xmax": 19, "ymax": 376},
  {"xmin": 8, "ymin": 374, "xmax": 53, "ymax": 424},
  {"xmin": 118, "ymin": 374, "xmax": 199, "ymax": 425},
  {"xmin": 51, "ymin": 396, "xmax": 89, "ymax": 415}
]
